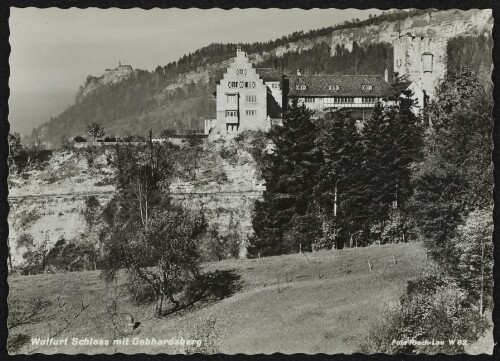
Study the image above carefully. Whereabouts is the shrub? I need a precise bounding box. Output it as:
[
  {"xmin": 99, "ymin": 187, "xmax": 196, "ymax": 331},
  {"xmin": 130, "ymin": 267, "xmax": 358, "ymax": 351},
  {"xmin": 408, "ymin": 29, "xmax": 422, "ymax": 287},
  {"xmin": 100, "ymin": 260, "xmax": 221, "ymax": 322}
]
[
  {"xmin": 16, "ymin": 233, "xmax": 34, "ymax": 250},
  {"xmin": 44, "ymin": 237, "xmax": 99, "ymax": 272},
  {"xmin": 61, "ymin": 139, "xmax": 75, "ymax": 151},
  {"xmin": 160, "ymin": 129, "xmax": 176, "ymax": 139},
  {"xmin": 200, "ymin": 226, "xmax": 240, "ymax": 262},
  {"xmin": 219, "ymin": 146, "xmax": 238, "ymax": 164},
  {"xmin": 74, "ymin": 135, "xmax": 87, "ymax": 143},
  {"xmin": 361, "ymin": 268, "xmax": 488, "ymax": 354},
  {"xmin": 125, "ymin": 272, "xmax": 157, "ymax": 305},
  {"xmin": 123, "ymin": 134, "xmax": 146, "ymax": 142},
  {"xmin": 25, "ymin": 146, "xmax": 53, "ymax": 170},
  {"xmin": 83, "ymin": 145, "xmax": 101, "ymax": 168},
  {"xmin": 18, "ymin": 209, "xmax": 41, "ymax": 229},
  {"xmin": 103, "ymin": 136, "xmax": 116, "ymax": 142},
  {"xmin": 450, "ymin": 208, "xmax": 493, "ymax": 311}
]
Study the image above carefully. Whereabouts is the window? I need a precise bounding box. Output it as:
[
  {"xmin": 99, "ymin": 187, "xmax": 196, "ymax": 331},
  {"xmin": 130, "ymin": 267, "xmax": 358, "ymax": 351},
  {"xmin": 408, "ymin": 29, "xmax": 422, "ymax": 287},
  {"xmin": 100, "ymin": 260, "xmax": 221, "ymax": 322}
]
[
  {"xmin": 422, "ymin": 53, "xmax": 433, "ymax": 73},
  {"xmin": 226, "ymin": 110, "xmax": 237, "ymax": 117},
  {"xmin": 271, "ymin": 83, "xmax": 280, "ymax": 89},
  {"xmin": 246, "ymin": 95, "xmax": 257, "ymax": 103},
  {"xmin": 362, "ymin": 97, "xmax": 377, "ymax": 103},
  {"xmin": 335, "ymin": 97, "xmax": 353, "ymax": 104},
  {"xmin": 227, "ymin": 94, "xmax": 238, "ymax": 104},
  {"xmin": 324, "ymin": 97, "xmax": 335, "ymax": 105},
  {"xmin": 328, "ymin": 85, "xmax": 340, "ymax": 91},
  {"xmin": 396, "ymin": 59, "xmax": 402, "ymax": 67},
  {"xmin": 236, "ymin": 69, "xmax": 247, "ymax": 76},
  {"xmin": 304, "ymin": 97, "xmax": 315, "ymax": 103},
  {"xmin": 362, "ymin": 84, "xmax": 373, "ymax": 91},
  {"xmin": 228, "ymin": 81, "xmax": 239, "ymax": 88},
  {"xmin": 295, "ymin": 84, "xmax": 307, "ymax": 91},
  {"xmin": 246, "ymin": 110, "xmax": 257, "ymax": 116}
]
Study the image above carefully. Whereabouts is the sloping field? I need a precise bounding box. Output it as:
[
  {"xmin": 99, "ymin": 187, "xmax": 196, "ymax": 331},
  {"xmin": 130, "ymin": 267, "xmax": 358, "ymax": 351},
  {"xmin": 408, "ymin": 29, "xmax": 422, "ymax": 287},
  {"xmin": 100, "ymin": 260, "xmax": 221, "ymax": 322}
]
[{"xmin": 9, "ymin": 242, "xmax": 432, "ymax": 354}]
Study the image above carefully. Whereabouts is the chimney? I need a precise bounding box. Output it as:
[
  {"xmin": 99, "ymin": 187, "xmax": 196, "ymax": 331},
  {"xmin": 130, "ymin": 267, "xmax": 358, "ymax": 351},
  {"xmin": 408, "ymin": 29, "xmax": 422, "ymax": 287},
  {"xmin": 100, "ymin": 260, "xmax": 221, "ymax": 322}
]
[
  {"xmin": 297, "ymin": 69, "xmax": 302, "ymax": 76},
  {"xmin": 236, "ymin": 45, "xmax": 242, "ymax": 57},
  {"xmin": 384, "ymin": 68, "xmax": 389, "ymax": 82}
]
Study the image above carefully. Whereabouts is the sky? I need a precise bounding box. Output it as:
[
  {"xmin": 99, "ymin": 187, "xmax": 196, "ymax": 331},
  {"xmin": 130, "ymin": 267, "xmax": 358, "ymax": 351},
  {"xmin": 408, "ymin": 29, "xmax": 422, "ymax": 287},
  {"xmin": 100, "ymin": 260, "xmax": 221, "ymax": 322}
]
[{"xmin": 9, "ymin": 7, "xmax": 382, "ymax": 136}]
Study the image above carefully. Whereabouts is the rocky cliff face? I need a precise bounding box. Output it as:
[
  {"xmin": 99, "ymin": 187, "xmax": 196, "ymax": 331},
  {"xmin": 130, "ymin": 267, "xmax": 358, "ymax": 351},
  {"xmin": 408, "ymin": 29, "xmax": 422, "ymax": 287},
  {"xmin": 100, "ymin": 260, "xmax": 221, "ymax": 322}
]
[
  {"xmin": 8, "ymin": 149, "xmax": 115, "ymax": 266},
  {"xmin": 75, "ymin": 67, "xmax": 136, "ymax": 102},
  {"xmin": 8, "ymin": 133, "xmax": 266, "ymax": 263},
  {"xmin": 255, "ymin": 9, "xmax": 493, "ymax": 60},
  {"xmin": 328, "ymin": 9, "xmax": 492, "ymax": 56}
]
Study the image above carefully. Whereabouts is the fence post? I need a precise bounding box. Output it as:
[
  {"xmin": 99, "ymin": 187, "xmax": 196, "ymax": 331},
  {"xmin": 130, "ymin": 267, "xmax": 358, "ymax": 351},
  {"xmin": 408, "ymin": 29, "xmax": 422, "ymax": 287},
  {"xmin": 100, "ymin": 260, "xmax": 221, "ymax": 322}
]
[{"xmin": 368, "ymin": 260, "xmax": 373, "ymax": 272}]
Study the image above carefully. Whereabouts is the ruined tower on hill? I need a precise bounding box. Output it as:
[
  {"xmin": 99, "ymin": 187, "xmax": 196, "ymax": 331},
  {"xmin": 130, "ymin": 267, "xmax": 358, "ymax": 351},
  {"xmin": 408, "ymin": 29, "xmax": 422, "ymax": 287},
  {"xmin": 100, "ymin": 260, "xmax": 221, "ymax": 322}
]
[{"xmin": 393, "ymin": 34, "xmax": 447, "ymax": 100}]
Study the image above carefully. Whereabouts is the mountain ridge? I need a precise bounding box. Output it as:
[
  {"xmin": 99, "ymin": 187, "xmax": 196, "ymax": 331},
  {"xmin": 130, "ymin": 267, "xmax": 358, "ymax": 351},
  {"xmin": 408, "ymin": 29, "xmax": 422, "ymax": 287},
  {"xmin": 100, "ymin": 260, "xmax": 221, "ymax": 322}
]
[{"xmin": 25, "ymin": 8, "xmax": 492, "ymax": 146}]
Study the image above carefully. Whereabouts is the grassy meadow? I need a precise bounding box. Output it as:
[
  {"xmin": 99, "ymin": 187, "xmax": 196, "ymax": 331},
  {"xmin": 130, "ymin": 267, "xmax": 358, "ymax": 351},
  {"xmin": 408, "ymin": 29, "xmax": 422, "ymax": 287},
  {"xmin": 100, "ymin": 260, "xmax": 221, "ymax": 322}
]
[{"xmin": 8, "ymin": 241, "xmax": 443, "ymax": 354}]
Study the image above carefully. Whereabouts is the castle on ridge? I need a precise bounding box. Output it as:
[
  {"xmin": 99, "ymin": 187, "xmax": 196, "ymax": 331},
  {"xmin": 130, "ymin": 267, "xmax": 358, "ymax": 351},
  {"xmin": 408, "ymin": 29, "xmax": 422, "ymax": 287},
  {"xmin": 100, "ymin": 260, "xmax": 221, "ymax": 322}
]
[{"xmin": 208, "ymin": 34, "xmax": 446, "ymax": 135}]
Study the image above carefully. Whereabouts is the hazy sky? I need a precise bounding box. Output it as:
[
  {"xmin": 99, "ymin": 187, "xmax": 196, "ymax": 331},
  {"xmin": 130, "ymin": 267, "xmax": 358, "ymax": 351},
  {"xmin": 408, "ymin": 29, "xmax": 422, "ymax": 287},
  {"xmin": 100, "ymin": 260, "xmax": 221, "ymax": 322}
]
[{"xmin": 9, "ymin": 7, "xmax": 382, "ymax": 135}]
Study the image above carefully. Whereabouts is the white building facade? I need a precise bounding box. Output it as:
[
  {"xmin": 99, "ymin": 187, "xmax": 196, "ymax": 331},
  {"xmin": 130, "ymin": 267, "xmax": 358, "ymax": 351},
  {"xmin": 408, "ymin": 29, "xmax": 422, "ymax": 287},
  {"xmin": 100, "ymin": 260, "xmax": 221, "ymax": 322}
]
[{"xmin": 213, "ymin": 47, "xmax": 283, "ymax": 134}]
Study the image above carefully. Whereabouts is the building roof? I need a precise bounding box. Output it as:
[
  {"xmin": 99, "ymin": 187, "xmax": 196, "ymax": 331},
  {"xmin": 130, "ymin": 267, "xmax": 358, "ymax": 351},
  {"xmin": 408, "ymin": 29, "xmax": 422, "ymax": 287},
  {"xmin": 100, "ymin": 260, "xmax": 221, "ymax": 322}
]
[
  {"xmin": 256, "ymin": 68, "xmax": 283, "ymax": 82},
  {"xmin": 287, "ymin": 74, "xmax": 392, "ymax": 97}
]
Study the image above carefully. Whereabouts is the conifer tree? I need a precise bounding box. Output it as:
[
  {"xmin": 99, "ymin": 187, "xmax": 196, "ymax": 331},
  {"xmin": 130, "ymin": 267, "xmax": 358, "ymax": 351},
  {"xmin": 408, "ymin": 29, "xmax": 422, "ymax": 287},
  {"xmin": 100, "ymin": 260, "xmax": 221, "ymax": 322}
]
[
  {"xmin": 315, "ymin": 110, "xmax": 365, "ymax": 248},
  {"xmin": 250, "ymin": 100, "xmax": 323, "ymax": 256},
  {"xmin": 361, "ymin": 80, "xmax": 424, "ymax": 240}
]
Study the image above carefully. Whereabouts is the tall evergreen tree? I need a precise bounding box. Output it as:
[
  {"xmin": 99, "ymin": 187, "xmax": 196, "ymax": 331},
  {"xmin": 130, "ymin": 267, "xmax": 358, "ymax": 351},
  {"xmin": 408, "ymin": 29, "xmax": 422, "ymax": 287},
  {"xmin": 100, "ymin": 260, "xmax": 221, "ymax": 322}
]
[
  {"xmin": 250, "ymin": 100, "xmax": 323, "ymax": 256},
  {"xmin": 361, "ymin": 80, "xmax": 424, "ymax": 240},
  {"xmin": 315, "ymin": 110, "xmax": 365, "ymax": 248}
]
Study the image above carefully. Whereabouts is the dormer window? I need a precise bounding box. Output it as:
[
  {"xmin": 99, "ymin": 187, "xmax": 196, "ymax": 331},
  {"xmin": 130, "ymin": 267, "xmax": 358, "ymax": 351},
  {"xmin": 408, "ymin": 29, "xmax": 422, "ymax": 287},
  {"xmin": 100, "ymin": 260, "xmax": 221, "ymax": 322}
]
[
  {"xmin": 328, "ymin": 85, "xmax": 340, "ymax": 91},
  {"xmin": 295, "ymin": 84, "xmax": 307, "ymax": 91},
  {"xmin": 362, "ymin": 84, "xmax": 373, "ymax": 91}
]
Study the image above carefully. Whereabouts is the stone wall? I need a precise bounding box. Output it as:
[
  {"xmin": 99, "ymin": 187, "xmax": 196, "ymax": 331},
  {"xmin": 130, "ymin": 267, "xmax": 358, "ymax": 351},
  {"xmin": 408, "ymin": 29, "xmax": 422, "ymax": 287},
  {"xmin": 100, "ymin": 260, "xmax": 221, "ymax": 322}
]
[{"xmin": 393, "ymin": 35, "xmax": 447, "ymax": 99}]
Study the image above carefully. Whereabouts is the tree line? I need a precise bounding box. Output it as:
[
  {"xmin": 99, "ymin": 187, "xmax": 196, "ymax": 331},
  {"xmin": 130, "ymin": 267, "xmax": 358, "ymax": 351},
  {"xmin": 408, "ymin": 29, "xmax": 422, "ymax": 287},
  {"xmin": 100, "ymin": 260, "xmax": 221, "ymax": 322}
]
[{"xmin": 249, "ymin": 76, "xmax": 423, "ymax": 255}]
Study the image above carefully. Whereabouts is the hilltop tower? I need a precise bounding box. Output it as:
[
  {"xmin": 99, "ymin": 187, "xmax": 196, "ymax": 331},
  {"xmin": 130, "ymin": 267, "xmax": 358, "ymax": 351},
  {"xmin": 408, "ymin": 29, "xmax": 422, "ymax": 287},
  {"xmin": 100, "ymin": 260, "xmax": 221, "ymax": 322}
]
[{"xmin": 393, "ymin": 34, "xmax": 447, "ymax": 99}]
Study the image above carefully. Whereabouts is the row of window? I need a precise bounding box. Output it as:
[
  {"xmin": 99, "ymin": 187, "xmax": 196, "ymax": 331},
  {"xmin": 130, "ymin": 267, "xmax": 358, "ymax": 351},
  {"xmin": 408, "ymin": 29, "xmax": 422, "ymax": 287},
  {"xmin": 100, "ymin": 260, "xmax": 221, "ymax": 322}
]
[
  {"xmin": 226, "ymin": 109, "xmax": 257, "ymax": 118},
  {"xmin": 228, "ymin": 81, "xmax": 257, "ymax": 89},
  {"xmin": 297, "ymin": 84, "xmax": 375, "ymax": 92},
  {"xmin": 396, "ymin": 54, "xmax": 433, "ymax": 72},
  {"xmin": 226, "ymin": 94, "xmax": 257, "ymax": 103},
  {"xmin": 304, "ymin": 97, "xmax": 379, "ymax": 104},
  {"xmin": 225, "ymin": 110, "xmax": 258, "ymax": 117},
  {"xmin": 324, "ymin": 97, "xmax": 355, "ymax": 104}
]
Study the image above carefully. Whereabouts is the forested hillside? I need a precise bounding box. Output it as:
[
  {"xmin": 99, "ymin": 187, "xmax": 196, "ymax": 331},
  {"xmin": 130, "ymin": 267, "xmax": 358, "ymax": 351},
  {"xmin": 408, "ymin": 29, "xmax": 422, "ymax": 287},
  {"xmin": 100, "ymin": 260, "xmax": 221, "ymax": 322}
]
[{"xmin": 25, "ymin": 9, "xmax": 492, "ymax": 146}]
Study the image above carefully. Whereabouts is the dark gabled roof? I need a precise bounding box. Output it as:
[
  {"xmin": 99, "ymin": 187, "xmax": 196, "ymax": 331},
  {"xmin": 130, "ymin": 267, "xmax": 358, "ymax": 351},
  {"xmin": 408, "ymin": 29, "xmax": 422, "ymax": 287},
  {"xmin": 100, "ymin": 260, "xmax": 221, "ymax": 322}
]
[
  {"xmin": 256, "ymin": 68, "xmax": 283, "ymax": 82},
  {"xmin": 287, "ymin": 74, "xmax": 392, "ymax": 97}
]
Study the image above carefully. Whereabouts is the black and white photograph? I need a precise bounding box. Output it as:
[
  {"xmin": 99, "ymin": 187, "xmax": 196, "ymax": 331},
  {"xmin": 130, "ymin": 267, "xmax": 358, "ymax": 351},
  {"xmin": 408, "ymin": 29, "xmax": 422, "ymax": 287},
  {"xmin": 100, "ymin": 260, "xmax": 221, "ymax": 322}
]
[{"xmin": 5, "ymin": 4, "xmax": 495, "ymax": 355}]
